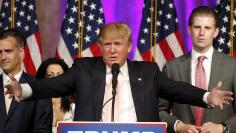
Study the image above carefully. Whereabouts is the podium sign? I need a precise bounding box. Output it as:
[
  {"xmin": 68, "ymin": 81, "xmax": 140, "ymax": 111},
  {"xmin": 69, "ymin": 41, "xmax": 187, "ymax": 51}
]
[{"xmin": 57, "ymin": 122, "xmax": 167, "ymax": 133}]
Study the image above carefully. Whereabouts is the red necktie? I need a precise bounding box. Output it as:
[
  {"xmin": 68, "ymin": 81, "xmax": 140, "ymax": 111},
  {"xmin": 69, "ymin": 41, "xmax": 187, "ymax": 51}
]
[{"xmin": 194, "ymin": 56, "xmax": 206, "ymax": 126}]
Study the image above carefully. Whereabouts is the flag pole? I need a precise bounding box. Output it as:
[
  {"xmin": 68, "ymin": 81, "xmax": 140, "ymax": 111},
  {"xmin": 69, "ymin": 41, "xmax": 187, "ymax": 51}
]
[
  {"xmin": 230, "ymin": 0, "xmax": 234, "ymax": 56},
  {"xmin": 80, "ymin": 0, "xmax": 84, "ymax": 57},
  {"xmin": 77, "ymin": 0, "xmax": 80, "ymax": 57},
  {"xmin": 10, "ymin": 0, "xmax": 15, "ymax": 28},
  {"xmin": 77, "ymin": 0, "xmax": 82, "ymax": 58},
  {"xmin": 153, "ymin": 0, "xmax": 158, "ymax": 62},
  {"xmin": 150, "ymin": 0, "xmax": 154, "ymax": 62}
]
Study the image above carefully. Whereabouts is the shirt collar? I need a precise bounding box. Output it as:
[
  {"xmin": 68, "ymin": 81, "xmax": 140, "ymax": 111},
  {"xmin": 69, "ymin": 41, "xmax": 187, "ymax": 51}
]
[
  {"xmin": 106, "ymin": 61, "xmax": 128, "ymax": 76},
  {"xmin": 191, "ymin": 46, "xmax": 213, "ymax": 63},
  {"xmin": 3, "ymin": 70, "xmax": 23, "ymax": 84}
]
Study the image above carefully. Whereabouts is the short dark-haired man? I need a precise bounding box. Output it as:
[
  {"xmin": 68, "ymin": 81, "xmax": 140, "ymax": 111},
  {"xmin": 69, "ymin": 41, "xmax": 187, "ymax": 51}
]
[
  {"xmin": 0, "ymin": 29, "xmax": 53, "ymax": 133},
  {"xmin": 159, "ymin": 6, "xmax": 235, "ymax": 133}
]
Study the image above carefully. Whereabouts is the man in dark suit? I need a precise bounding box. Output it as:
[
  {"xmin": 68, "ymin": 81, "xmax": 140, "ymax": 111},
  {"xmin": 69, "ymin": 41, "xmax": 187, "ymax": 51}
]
[
  {"xmin": 5, "ymin": 22, "xmax": 233, "ymax": 123},
  {"xmin": 0, "ymin": 29, "xmax": 53, "ymax": 133},
  {"xmin": 159, "ymin": 6, "xmax": 235, "ymax": 133}
]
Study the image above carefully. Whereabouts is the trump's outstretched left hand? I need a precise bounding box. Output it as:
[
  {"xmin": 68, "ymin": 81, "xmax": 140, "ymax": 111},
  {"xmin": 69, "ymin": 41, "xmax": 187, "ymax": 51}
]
[
  {"xmin": 207, "ymin": 81, "xmax": 233, "ymax": 109},
  {"xmin": 4, "ymin": 73, "xmax": 22, "ymax": 102}
]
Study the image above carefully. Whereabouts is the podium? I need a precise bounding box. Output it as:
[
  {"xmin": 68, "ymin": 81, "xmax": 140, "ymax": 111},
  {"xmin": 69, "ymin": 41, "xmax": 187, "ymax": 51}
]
[{"xmin": 57, "ymin": 121, "xmax": 167, "ymax": 133}]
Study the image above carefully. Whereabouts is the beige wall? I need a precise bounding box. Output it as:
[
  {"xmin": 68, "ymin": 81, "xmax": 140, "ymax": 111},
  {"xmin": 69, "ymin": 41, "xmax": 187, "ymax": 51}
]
[
  {"xmin": 0, "ymin": 0, "xmax": 66, "ymax": 59},
  {"xmin": 36, "ymin": 0, "xmax": 66, "ymax": 59}
]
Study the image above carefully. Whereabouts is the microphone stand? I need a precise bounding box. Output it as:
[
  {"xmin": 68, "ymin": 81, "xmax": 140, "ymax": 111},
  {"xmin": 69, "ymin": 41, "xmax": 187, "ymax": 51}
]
[{"xmin": 111, "ymin": 63, "xmax": 119, "ymax": 122}]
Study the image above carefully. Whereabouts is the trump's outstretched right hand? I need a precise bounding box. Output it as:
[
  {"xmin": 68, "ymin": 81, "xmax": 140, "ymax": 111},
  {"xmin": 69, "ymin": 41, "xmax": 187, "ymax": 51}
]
[
  {"xmin": 4, "ymin": 73, "xmax": 22, "ymax": 102},
  {"xmin": 207, "ymin": 81, "xmax": 233, "ymax": 109}
]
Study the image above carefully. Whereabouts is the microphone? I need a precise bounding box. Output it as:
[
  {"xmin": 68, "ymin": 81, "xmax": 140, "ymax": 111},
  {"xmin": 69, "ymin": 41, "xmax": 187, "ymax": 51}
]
[
  {"xmin": 111, "ymin": 63, "xmax": 120, "ymax": 122},
  {"xmin": 111, "ymin": 63, "xmax": 120, "ymax": 94}
]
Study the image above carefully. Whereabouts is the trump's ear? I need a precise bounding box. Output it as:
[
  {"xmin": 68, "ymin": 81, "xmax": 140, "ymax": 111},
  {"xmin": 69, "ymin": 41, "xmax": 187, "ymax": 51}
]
[
  {"xmin": 97, "ymin": 42, "xmax": 103, "ymax": 52},
  {"xmin": 128, "ymin": 43, "xmax": 132, "ymax": 52}
]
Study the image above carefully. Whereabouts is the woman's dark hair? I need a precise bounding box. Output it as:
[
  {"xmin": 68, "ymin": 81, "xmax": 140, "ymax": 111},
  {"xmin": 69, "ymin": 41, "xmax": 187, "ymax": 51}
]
[{"xmin": 36, "ymin": 58, "xmax": 71, "ymax": 112}]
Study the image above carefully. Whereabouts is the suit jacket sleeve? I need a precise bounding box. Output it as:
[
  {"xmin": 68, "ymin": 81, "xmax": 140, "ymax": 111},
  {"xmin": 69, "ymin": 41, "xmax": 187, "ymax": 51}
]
[
  {"xmin": 222, "ymin": 58, "xmax": 236, "ymax": 132},
  {"xmin": 156, "ymin": 63, "xmax": 207, "ymax": 107},
  {"xmin": 158, "ymin": 62, "xmax": 179, "ymax": 132},
  {"xmin": 29, "ymin": 61, "xmax": 80, "ymax": 99}
]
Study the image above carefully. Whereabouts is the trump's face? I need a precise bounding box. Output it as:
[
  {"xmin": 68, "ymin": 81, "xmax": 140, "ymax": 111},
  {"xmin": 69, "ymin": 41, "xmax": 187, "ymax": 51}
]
[{"xmin": 99, "ymin": 34, "xmax": 131, "ymax": 68}]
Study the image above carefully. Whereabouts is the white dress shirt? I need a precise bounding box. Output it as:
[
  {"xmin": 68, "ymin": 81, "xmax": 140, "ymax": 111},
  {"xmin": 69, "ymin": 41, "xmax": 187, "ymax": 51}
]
[
  {"xmin": 3, "ymin": 71, "xmax": 23, "ymax": 85},
  {"xmin": 3, "ymin": 70, "xmax": 23, "ymax": 113},
  {"xmin": 105, "ymin": 61, "xmax": 137, "ymax": 122},
  {"xmin": 191, "ymin": 46, "xmax": 213, "ymax": 90}
]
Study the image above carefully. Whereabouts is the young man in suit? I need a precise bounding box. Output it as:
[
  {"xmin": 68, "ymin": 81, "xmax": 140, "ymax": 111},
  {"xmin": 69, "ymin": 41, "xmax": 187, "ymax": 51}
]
[
  {"xmin": 0, "ymin": 29, "xmax": 53, "ymax": 133},
  {"xmin": 5, "ymin": 22, "xmax": 233, "ymax": 123},
  {"xmin": 159, "ymin": 6, "xmax": 235, "ymax": 133}
]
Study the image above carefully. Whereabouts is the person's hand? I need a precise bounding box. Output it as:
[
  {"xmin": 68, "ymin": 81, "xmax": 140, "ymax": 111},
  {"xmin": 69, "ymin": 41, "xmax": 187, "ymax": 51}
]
[
  {"xmin": 207, "ymin": 81, "xmax": 233, "ymax": 109},
  {"xmin": 176, "ymin": 121, "xmax": 200, "ymax": 133},
  {"xmin": 199, "ymin": 122, "xmax": 224, "ymax": 133},
  {"xmin": 4, "ymin": 73, "xmax": 22, "ymax": 102}
]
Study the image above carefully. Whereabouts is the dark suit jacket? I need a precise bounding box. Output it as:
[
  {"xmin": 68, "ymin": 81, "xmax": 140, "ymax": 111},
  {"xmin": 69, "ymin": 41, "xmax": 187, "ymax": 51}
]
[
  {"xmin": 159, "ymin": 50, "xmax": 236, "ymax": 133},
  {"xmin": 0, "ymin": 72, "xmax": 53, "ymax": 133},
  {"xmin": 30, "ymin": 57, "xmax": 208, "ymax": 122}
]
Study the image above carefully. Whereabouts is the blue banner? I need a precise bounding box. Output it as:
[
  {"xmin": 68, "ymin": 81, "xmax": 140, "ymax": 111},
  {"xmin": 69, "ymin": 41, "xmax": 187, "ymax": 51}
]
[{"xmin": 58, "ymin": 122, "xmax": 167, "ymax": 133}]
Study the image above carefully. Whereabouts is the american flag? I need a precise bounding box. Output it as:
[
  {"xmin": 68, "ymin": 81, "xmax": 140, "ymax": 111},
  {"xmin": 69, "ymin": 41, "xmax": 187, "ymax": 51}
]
[
  {"xmin": 135, "ymin": 0, "xmax": 184, "ymax": 69},
  {"xmin": 0, "ymin": 0, "xmax": 42, "ymax": 75},
  {"xmin": 214, "ymin": 0, "xmax": 236, "ymax": 57},
  {"xmin": 57, "ymin": 0, "xmax": 104, "ymax": 67}
]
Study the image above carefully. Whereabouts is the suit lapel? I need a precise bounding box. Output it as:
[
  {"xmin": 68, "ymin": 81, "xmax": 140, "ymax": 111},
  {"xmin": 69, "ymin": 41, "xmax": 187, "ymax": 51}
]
[
  {"xmin": 178, "ymin": 53, "xmax": 191, "ymax": 83},
  {"xmin": 208, "ymin": 50, "xmax": 223, "ymax": 91},
  {"xmin": 0, "ymin": 75, "xmax": 7, "ymax": 120},
  {"xmin": 6, "ymin": 98, "xmax": 17, "ymax": 119},
  {"xmin": 178, "ymin": 53, "xmax": 196, "ymax": 120},
  {"xmin": 6, "ymin": 72, "xmax": 28, "ymax": 120},
  {"xmin": 91, "ymin": 58, "xmax": 106, "ymax": 120},
  {"xmin": 128, "ymin": 60, "xmax": 144, "ymax": 121}
]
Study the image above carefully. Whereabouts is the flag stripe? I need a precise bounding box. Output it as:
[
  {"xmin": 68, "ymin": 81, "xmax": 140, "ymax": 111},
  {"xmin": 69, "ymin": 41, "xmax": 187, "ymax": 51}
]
[
  {"xmin": 81, "ymin": 47, "xmax": 93, "ymax": 57},
  {"xmin": 134, "ymin": 48, "xmax": 143, "ymax": 61},
  {"xmin": 166, "ymin": 33, "xmax": 184, "ymax": 57},
  {"xmin": 175, "ymin": 29, "xmax": 185, "ymax": 51},
  {"xmin": 34, "ymin": 31, "xmax": 42, "ymax": 54},
  {"xmin": 57, "ymin": 36, "xmax": 73, "ymax": 67},
  {"xmin": 89, "ymin": 43, "xmax": 102, "ymax": 57},
  {"xmin": 159, "ymin": 39, "xmax": 175, "ymax": 61},
  {"xmin": 153, "ymin": 45, "xmax": 166, "ymax": 70},
  {"xmin": 26, "ymin": 34, "xmax": 42, "ymax": 70},
  {"xmin": 141, "ymin": 50, "xmax": 152, "ymax": 61},
  {"xmin": 23, "ymin": 44, "xmax": 37, "ymax": 75}
]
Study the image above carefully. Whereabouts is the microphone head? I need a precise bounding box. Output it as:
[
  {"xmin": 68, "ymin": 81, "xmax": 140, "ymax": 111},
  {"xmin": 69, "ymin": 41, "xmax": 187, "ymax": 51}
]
[{"xmin": 111, "ymin": 63, "xmax": 120, "ymax": 75}]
